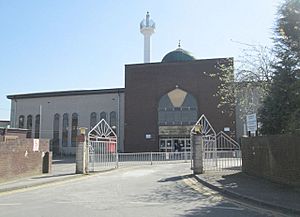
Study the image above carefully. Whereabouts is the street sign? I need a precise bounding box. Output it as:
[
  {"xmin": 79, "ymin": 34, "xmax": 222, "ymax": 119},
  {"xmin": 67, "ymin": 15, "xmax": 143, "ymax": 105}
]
[{"xmin": 246, "ymin": 113, "xmax": 257, "ymax": 132}]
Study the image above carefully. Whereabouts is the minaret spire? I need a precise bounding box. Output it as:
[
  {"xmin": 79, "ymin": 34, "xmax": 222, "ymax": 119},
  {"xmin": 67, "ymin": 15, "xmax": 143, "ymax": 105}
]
[{"xmin": 140, "ymin": 12, "xmax": 156, "ymax": 63}]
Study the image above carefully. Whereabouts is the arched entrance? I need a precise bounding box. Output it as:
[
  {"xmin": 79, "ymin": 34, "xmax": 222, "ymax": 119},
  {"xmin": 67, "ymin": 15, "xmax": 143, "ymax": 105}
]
[
  {"xmin": 88, "ymin": 119, "xmax": 117, "ymax": 171},
  {"xmin": 158, "ymin": 88, "xmax": 198, "ymax": 152}
]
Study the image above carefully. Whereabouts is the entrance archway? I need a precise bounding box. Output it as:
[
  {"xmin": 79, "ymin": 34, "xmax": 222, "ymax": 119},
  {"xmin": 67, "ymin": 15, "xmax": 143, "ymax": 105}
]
[{"xmin": 158, "ymin": 88, "xmax": 198, "ymax": 152}]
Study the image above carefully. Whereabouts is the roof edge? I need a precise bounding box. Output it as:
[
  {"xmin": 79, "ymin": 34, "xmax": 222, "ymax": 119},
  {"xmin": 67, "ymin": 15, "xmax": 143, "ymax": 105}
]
[{"xmin": 7, "ymin": 88, "xmax": 125, "ymax": 100}]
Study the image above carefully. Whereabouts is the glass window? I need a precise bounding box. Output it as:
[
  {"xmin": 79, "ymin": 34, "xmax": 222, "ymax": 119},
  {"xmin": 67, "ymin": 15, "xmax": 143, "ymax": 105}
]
[
  {"xmin": 110, "ymin": 111, "xmax": 117, "ymax": 129},
  {"xmin": 53, "ymin": 113, "xmax": 60, "ymax": 153},
  {"xmin": 158, "ymin": 90, "xmax": 198, "ymax": 126},
  {"xmin": 90, "ymin": 112, "xmax": 97, "ymax": 129},
  {"xmin": 100, "ymin": 112, "xmax": 107, "ymax": 121},
  {"xmin": 71, "ymin": 113, "xmax": 78, "ymax": 147},
  {"xmin": 26, "ymin": 115, "xmax": 32, "ymax": 138},
  {"xmin": 18, "ymin": 115, "xmax": 25, "ymax": 128},
  {"xmin": 62, "ymin": 113, "xmax": 69, "ymax": 147},
  {"xmin": 35, "ymin": 114, "xmax": 40, "ymax": 138}
]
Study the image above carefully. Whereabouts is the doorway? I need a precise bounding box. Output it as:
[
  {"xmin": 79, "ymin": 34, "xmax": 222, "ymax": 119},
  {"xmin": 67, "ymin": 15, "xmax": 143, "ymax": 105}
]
[{"xmin": 159, "ymin": 137, "xmax": 191, "ymax": 152}]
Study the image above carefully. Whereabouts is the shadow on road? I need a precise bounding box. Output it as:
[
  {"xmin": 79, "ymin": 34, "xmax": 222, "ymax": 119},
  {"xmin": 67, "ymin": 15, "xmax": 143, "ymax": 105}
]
[
  {"xmin": 31, "ymin": 173, "xmax": 75, "ymax": 179},
  {"xmin": 158, "ymin": 176, "xmax": 186, "ymax": 183},
  {"xmin": 136, "ymin": 174, "xmax": 276, "ymax": 217}
]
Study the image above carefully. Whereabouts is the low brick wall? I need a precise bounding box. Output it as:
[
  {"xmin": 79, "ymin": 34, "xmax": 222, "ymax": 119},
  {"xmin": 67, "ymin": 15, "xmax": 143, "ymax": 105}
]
[
  {"xmin": 241, "ymin": 135, "xmax": 300, "ymax": 187},
  {"xmin": 0, "ymin": 139, "xmax": 51, "ymax": 183}
]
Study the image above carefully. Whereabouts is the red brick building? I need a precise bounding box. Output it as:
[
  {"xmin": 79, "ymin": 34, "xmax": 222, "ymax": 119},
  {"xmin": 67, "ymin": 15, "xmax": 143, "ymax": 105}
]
[{"xmin": 124, "ymin": 48, "xmax": 235, "ymax": 152}]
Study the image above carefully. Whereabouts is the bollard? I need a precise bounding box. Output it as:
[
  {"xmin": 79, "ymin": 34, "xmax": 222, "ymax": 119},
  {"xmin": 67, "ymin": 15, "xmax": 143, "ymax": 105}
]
[{"xmin": 192, "ymin": 134, "xmax": 204, "ymax": 174}]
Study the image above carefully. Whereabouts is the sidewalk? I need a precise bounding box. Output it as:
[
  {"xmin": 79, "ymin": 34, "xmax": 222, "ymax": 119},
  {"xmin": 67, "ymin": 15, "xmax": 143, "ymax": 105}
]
[
  {"xmin": 195, "ymin": 171, "xmax": 300, "ymax": 216},
  {"xmin": 0, "ymin": 157, "xmax": 81, "ymax": 193}
]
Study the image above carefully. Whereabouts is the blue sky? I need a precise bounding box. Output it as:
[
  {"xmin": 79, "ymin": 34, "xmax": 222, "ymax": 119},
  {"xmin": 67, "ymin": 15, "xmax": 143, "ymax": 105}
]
[{"xmin": 0, "ymin": 0, "xmax": 282, "ymax": 120}]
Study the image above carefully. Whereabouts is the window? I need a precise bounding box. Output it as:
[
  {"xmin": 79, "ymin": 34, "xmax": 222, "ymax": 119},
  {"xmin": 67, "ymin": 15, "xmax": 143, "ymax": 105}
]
[
  {"xmin": 26, "ymin": 115, "xmax": 32, "ymax": 138},
  {"xmin": 90, "ymin": 112, "xmax": 97, "ymax": 129},
  {"xmin": 18, "ymin": 115, "xmax": 25, "ymax": 128},
  {"xmin": 100, "ymin": 112, "xmax": 107, "ymax": 121},
  {"xmin": 53, "ymin": 113, "xmax": 60, "ymax": 153},
  {"xmin": 71, "ymin": 113, "xmax": 78, "ymax": 147},
  {"xmin": 62, "ymin": 113, "xmax": 69, "ymax": 147},
  {"xmin": 35, "ymin": 114, "xmax": 40, "ymax": 138},
  {"xmin": 110, "ymin": 111, "xmax": 117, "ymax": 130},
  {"xmin": 158, "ymin": 89, "xmax": 198, "ymax": 126}
]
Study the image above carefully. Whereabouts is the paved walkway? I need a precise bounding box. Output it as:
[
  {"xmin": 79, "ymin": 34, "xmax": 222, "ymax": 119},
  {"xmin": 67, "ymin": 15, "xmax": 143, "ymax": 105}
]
[
  {"xmin": 0, "ymin": 157, "xmax": 80, "ymax": 193},
  {"xmin": 195, "ymin": 171, "xmax": 300, "ymax": 216}
]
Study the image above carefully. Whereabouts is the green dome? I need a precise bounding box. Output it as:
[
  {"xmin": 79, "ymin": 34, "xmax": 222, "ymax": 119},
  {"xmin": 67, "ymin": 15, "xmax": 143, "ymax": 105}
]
[{"xmin": 162, "ymin": 48, "xmax": 195, "ymax": 63}]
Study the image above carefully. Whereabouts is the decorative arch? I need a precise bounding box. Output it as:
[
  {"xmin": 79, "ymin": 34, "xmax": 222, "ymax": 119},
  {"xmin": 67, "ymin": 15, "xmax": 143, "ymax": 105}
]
[
  {"xmin": 158, "ymin": 88, "xmax": 198, "ymax": 126},
  {"xmin": 88, "ymin": 119, "xmax": 117, "ymax": 141}
]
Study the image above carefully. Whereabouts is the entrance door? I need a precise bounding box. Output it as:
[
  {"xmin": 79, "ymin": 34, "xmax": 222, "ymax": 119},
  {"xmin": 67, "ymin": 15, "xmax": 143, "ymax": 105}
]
[{"xmin": 159, "ymin": 137, "xmax": 190, "ymax": 152}]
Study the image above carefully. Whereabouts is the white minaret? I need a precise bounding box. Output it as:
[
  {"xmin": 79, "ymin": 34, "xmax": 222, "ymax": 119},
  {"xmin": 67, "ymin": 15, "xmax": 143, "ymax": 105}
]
[{"xmin": 140, "ymin": 12, "xmax": 155, "ymax": 63}]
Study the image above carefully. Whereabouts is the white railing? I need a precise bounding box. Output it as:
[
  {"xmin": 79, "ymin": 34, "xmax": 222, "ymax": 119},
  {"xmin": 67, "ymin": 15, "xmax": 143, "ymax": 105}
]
[
  {"xmin": 88, "ymin": 151, "xmax": 192, "ymax": 172},
  {"xmin": 88, "ymin": 149, "xmax": 242, "ymax": 173},
  {"xmin": 118, "ymin": 152, "xmax": 192, "ymax": 167},
  {"xmin": 203, "ymin": 150, "xmax": 242, "ymax": 171}
]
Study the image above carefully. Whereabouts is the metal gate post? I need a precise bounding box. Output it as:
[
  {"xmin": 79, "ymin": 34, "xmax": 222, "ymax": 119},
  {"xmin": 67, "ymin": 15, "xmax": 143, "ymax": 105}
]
[
  {"xmin": 116, "ymin": 152, "xmax": 119, "ymax": 168},
  {"xmin": 192, "ymin": 133, "xmax": 204, "ymax": 174}
]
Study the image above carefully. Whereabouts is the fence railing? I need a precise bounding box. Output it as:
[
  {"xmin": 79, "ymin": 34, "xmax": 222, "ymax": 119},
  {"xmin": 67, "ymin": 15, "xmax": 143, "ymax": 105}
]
[
  {"xmin": 202, "ymin": 150, "xmax": 242, "ymax": 171},
  {"xmin": 118, "ymin": 152, "xmax": 192, "ymax": 166},
  {"xmin": 88, "ymin": 151, "xmax": 192, "ymax": 172},
  {"xmin": 88, "ymin": 150, "xmax": 242, "ymax": 172}
]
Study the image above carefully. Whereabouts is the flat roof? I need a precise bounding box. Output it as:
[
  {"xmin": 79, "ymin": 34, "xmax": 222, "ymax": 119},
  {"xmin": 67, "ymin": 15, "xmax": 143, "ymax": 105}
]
[{"xmin": 7, "ymin": 88, "xmax": 125, "ymax": 100}]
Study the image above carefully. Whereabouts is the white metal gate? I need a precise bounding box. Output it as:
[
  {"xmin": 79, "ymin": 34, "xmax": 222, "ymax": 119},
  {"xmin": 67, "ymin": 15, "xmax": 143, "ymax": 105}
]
[
  {"xmin": 88, "ymin": 119, "xmax": 117, "ymax": 172},
  {"xmin": 191, "ymin": 114, "xmax": 242, "ymax": 171}
]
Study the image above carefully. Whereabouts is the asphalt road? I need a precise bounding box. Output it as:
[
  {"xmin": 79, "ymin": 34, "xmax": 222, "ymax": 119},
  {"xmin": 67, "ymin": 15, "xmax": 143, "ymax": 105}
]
[{"xmin": 0, "ymin": 163, "xmax": 284, "ymax": 217}]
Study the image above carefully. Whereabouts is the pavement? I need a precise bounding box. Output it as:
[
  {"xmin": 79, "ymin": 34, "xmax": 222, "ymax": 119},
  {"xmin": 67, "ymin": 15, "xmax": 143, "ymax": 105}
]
[
  {"xmin": 0, "ymin": 157, "xmax": 81, "ymax": 193},
  {"xmin": 195, "ymin": 171, "xmax": 300, "ymax": 216},
  {"xmin": 0, "ymin": 159, "xmax": 299, "ymax": 216}
]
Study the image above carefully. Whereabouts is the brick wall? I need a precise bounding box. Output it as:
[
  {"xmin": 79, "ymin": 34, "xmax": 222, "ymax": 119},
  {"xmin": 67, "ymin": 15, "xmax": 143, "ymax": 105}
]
[
  {"xmin": 241, "ymin": 135, "xmax": 300, "ymax": 187},
  {"xmin": 0, "ymin": 139, "xmax": 51, "ymax": 183}
]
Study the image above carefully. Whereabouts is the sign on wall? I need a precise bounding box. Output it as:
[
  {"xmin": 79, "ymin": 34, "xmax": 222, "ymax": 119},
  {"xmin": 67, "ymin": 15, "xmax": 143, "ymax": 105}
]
[
  {"xmin": 159, "ymin": 126, "xmax": 193, "ymax": 136},
  {"xmin": 246, "ymin": 113, "xmax": 257, "ymax": 132},
  {"xmin": 33, "ymin": 139, "xmax": 39, "ymax": 152}
]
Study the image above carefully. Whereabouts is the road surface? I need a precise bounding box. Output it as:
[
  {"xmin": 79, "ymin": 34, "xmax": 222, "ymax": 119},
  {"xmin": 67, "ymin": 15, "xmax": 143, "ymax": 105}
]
[{"xmin": 0, "ymin": 163, "xmax": 284, "ymax": 217}]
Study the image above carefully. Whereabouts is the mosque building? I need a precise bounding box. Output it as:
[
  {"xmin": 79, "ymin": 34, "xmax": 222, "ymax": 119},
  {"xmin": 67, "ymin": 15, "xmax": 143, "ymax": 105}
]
[{"xmin": 7, "ymin": 13, "xmax": 236, "ymax": 155}]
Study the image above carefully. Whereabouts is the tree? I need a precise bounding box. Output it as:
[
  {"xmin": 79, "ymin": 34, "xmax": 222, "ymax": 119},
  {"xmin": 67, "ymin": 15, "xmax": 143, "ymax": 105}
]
[
  {"xmin": 259, "ymin": 0, "xmax": 300, "ymax": 134},
  {"xmin": 212, "ymin": 45, "xmax": 275, "ymax": 119}
]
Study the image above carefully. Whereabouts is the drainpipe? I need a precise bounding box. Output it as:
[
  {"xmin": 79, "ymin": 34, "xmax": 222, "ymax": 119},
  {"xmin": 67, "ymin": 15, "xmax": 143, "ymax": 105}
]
[
  {"xmin": 117, "ymin": 91, "xmax": 120, "ymax": 152},
  {"xmin": 14, "ymin": 99, "xmax": 17, "ymax": 128}
]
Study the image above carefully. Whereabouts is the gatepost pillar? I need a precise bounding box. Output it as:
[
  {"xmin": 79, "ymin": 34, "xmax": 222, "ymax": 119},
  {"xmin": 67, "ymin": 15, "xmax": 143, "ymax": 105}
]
[
  {"xmin": 192, "ymin": 126, "xmax": 204, "ymax": 174},
  {"xmin": 76, "ymin": 127, "xmax": 88, "ymax": 174}
]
